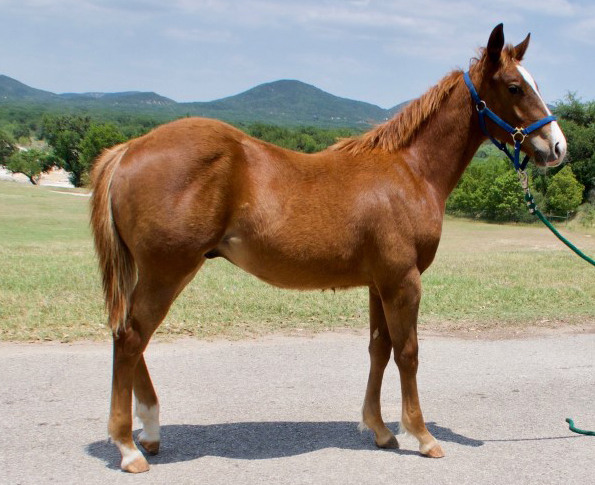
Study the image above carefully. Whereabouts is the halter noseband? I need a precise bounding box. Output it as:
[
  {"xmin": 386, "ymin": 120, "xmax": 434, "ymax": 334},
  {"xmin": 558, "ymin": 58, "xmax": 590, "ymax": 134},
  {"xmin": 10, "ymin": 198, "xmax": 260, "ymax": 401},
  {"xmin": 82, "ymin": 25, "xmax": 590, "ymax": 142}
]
[{"xmin": 463, "ymin": 71, "xmax": 557, "ymax": 171}]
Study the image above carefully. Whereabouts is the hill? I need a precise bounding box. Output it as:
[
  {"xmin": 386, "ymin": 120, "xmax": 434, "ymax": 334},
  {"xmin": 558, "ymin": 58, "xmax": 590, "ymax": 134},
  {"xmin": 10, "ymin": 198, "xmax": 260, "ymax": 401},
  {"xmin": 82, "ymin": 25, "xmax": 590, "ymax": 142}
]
[
  {"xmin": 180, "ymin": 80, "xmax": 391, "ymax": 126},
  {"xmin": 0, "ymin": 74, "xmax": 409, "ymax": 128},
  {"xmin": 0, "ymin": 75, "xmax": 58, "ymax": 101}
]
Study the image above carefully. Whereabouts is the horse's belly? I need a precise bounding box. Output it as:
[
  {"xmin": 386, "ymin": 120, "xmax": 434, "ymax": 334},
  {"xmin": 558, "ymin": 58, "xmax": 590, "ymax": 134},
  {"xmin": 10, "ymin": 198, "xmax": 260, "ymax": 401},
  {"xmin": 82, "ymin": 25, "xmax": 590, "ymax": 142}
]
[{"xmin": 216, "ymin": 232, "xmax": 367, "ymax": 290}]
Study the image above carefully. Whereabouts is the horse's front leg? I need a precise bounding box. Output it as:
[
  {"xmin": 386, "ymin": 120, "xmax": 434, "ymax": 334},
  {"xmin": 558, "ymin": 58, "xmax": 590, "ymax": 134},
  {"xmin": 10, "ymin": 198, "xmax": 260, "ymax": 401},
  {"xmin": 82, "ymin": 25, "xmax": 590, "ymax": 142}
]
[
  {"xmin": 380, "ymin": 269, "xmax": 444, "ymax": 458},
  {"xmin": 361, "ymin": 287, "xmax": 399, "ymax": 448}
]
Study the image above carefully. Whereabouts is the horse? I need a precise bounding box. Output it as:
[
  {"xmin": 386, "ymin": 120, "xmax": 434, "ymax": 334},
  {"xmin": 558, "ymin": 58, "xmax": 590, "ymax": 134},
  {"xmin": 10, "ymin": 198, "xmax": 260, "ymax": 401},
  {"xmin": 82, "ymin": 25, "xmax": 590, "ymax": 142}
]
[{"xmin": 90, "ymin": 24, "xmax": 566, "ymax": 472}]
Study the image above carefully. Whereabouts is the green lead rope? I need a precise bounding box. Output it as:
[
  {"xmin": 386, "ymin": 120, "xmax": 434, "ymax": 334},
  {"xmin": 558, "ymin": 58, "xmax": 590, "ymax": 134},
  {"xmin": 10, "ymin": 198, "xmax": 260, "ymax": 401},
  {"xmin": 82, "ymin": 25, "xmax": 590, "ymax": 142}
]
[
  {"xmin": 566, "ymin": 418, "xmax": 595, "ymax": 436},
  {"xmin": 518, "ymin": 170, "xmax": 595, "ymax": 437},
  {"xmin": 523, "ymin": 191, "xmax": 595, "ymax": 266}
]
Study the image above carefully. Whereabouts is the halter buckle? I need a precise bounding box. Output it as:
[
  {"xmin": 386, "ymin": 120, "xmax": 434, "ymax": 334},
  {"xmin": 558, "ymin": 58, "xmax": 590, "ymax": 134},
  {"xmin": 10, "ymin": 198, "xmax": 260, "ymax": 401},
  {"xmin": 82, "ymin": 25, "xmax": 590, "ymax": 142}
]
[
  {"xmin": 475, "ymin": 100, "xmax": 486, "ymax": 112},
  {"xmin": 512, "ymin": 128, "xmax": 526, "ymax": 144}
]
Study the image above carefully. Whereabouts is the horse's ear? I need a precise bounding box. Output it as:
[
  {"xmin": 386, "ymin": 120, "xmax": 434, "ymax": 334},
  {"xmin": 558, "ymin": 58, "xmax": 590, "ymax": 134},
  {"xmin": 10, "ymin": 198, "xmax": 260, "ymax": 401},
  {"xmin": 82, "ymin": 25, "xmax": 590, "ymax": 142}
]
[
  {"xmin": 513, "ymin": 33, "xmax": 531, "ymax": 61},
  {"xmin": 487, "ymin": 23, "xmax": 505, "ymax": 64}
]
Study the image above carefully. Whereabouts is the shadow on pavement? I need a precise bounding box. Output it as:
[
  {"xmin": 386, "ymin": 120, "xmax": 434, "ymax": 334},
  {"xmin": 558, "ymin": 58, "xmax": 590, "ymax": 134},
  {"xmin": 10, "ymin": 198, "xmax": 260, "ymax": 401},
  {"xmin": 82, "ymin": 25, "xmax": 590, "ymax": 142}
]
[{"xmin": 87, "ymin": 420, "xmax": 483, "ymax": 468}]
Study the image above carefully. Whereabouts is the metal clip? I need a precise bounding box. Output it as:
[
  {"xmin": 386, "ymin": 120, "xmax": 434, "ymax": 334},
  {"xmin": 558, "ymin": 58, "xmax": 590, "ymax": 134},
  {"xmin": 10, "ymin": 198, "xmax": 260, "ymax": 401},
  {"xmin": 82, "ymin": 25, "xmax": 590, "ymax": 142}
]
[
  {"xmin": 517, "ymin": 169, "xmax": 529, "ymax": 191},
  {"xmin": 475, "ymin": 100, "xmax": 486, "ymax": 112},
  {"xmin": 512, "ymin": 128, "xmax": 526, "ymax": 144}
]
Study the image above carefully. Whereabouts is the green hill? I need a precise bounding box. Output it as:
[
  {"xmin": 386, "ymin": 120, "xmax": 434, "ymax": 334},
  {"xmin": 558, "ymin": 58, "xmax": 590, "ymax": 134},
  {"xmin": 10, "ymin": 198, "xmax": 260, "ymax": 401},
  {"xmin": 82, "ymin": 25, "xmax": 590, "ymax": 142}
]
[
  {"xmin": 181, "ymin": 80, "xmax": 391, "ymax": 126},
  {"xmin": 0, "ymin": 74, "xmax": 409, "ymax": 128},
  {"xmin": 0, "ymin": 75, "xmax": 58, "ymax": 101}
]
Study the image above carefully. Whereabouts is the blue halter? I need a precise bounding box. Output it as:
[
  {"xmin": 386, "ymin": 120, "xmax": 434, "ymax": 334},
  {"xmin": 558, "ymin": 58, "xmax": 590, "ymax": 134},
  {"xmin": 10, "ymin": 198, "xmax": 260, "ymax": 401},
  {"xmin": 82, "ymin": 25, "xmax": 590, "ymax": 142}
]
[{"xmin": 463, "ymin": 71, "xmax": 557, "ymax": 171}]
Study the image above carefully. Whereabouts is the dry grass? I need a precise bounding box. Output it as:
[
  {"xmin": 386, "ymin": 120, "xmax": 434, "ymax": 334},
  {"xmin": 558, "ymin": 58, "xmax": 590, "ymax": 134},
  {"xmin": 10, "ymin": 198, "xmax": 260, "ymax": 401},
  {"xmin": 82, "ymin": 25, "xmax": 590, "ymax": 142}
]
[{"xmin": 0, "ymin": 181, "xmax": 594, "ymax": 342}]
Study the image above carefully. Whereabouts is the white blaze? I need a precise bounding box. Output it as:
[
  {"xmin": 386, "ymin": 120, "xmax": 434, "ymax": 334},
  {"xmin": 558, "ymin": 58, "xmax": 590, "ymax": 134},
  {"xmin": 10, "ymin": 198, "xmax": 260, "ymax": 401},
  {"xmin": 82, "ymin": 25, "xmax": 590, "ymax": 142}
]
[
  {"xmin": 516, "ymin": 64, "xmax": 566, "ymax": 162},
  {"xmin": 516, "ymin": 65, "xmax": 550, "ymax": 113}
]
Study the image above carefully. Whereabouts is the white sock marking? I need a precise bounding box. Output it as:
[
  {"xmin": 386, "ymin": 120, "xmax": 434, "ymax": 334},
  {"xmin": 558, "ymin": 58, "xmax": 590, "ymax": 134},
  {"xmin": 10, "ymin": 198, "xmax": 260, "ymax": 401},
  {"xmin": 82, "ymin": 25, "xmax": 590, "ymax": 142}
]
[
  {"xmin": 419, "ymin": 438, "xmax": 439, "ymax": 455},
  {"xmin": 134, "ymin": 398, "xmax": 160, "ymax": 443},
  {"xmin": 115, "ymin": 441, "xmax": 144, "ymax": 468}
]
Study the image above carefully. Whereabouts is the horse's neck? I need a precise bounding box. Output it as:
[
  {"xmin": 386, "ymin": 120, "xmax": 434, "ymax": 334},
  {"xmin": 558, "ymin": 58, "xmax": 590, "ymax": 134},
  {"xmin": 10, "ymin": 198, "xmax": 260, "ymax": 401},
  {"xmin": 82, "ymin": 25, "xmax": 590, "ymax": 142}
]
[{"xmin": 407, "ymin": 82, "xmax": 484, "ymax": 203}]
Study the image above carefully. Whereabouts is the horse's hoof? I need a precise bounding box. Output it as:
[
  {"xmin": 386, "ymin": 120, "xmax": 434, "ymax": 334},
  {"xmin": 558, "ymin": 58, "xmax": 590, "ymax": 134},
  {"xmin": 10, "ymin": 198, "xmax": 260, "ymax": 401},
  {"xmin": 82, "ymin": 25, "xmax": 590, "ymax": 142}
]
[
  {"xmin": 376, "ymin": 434, "xmax": 399, "ymax": 449},
  {"xmin": 122, "ymin": 454, "xmax": 150, "ymax": 473},
  {"xmin": 422, "ymin": 443, "xmax": 445, "ymax": 458},
  {"xmin": 139, "ymin": 439, "xmax": 160, "ymax": 455}
]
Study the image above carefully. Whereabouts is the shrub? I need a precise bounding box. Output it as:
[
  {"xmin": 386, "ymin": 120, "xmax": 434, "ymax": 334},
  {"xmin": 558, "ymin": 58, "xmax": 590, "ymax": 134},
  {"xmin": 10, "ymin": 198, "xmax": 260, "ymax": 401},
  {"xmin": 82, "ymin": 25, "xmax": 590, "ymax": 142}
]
[
  {"xmin": 447, "ymin": 157, "xmax": 527, "ymax": 220},
  {"xmin": 545, "ymin": 165, "xmax": 584, "ymax": 215},
  {"xmin": 483, "ymin": 169, "xmax": 526, "ymax": 222}
]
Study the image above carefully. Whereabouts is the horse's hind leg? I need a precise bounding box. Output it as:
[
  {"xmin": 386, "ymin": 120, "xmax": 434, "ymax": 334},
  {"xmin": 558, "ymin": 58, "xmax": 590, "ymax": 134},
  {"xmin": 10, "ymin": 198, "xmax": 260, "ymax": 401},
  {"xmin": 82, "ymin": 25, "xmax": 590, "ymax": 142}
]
[
  {"xmin": 133, "ymin": 355, "xmax": 160, "ymax": 455},
  {"xmin": 109, "ymin": 262, "xmax": 201, "ymax": 473},
  {"xmin": 131, "ymin": 266, "xmax": 200, "ymax": 458},
  {"xmin": 361, "ymin": 287, "xmax": 399, "ymax": 448}
]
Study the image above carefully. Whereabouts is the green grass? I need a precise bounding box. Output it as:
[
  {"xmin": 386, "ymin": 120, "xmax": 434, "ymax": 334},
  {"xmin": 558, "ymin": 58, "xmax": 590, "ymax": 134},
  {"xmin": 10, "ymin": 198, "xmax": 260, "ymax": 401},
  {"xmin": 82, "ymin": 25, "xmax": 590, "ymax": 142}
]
[{"xmin": 1, "ymin": 181, "xmax": 594, "ymax": 341}]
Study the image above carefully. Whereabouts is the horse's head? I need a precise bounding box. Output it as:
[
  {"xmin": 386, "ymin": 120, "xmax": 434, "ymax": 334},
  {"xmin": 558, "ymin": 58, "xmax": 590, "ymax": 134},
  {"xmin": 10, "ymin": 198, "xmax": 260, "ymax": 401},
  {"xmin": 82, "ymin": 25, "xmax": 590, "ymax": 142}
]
[{"xmin": 471, "ymin": 24, "xmax": 566, "ymax": 167}]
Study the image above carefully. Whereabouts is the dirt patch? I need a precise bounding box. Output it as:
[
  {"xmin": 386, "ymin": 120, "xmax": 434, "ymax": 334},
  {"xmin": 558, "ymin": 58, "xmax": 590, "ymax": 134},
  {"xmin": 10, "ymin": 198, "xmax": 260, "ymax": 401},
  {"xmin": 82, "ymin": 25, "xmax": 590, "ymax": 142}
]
[
  {"xmin": 420, "ymin": 318, "xmax": 595, "ymax": 340},
  {"xmin": 1, "ymin": 319, "xmax": 594, "ymax": 348}
]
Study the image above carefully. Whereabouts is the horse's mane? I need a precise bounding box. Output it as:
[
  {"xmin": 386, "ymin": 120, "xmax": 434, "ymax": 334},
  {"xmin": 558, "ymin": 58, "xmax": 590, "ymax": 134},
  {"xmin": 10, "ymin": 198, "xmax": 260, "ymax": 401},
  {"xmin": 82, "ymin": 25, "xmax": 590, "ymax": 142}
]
[
  {"xmin": 331, "ymin": 70, "xmax": 464, "ymax": 155},
  {"xmin": 330, "ymin": 46, "xmax": 518, "ymax": 155}
]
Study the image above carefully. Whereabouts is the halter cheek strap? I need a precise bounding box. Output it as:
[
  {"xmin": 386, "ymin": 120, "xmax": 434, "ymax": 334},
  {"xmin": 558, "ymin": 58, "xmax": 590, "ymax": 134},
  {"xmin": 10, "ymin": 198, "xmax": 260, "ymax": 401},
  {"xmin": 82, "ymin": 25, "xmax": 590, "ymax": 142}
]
[{"xmin": 463, "ymin": 71, "xmax": 557, "ymax": 171}]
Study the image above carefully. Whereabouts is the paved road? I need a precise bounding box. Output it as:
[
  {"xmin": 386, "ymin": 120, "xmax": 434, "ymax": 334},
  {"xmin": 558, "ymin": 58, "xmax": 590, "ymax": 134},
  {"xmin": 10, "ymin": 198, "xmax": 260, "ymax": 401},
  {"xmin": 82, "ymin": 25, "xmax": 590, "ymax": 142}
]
[{"xmin": 1, "ymin": 331, "xmax": 594, "ymax": 484}]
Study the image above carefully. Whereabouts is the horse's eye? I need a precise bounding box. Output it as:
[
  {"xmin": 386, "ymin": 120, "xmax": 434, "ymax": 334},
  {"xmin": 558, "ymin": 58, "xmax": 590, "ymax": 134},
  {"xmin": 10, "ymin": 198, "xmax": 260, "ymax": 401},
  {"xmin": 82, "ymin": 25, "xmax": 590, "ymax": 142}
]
[{"xmin": 508, "ymin": 85, "xmax": 521, "ymax": 94}]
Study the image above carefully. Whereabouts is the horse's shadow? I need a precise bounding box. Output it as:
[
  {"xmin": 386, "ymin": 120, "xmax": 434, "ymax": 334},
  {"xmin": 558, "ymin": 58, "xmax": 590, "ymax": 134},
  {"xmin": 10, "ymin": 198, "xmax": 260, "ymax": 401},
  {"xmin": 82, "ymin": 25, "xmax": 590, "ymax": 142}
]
[{"xmin": 86, "ymin": 421, "xmax": 483, "ymax": 469}]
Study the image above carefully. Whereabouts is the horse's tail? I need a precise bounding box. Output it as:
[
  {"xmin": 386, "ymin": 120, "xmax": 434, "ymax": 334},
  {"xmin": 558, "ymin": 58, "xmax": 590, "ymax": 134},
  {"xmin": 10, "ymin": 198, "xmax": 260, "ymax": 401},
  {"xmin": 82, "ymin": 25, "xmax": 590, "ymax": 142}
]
[{"xmin": 90, "ymin": 142, "xmax": 135, "ymax": 335}]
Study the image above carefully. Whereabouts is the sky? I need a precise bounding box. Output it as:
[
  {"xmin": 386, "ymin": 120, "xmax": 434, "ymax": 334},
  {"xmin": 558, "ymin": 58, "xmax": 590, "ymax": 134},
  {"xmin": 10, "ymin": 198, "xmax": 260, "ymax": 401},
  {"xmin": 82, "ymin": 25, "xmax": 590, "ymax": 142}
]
[{"xmin": 1, "ymin": 0, "xmax": 594, "ymax": 109}]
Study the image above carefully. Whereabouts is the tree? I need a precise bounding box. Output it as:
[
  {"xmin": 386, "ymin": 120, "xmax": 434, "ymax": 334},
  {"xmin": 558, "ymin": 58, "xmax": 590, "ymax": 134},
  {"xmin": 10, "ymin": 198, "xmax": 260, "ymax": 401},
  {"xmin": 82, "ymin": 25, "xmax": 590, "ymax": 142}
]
[
  {"xmin": 41, "ymin": 117, "xmax": 126, "ymax": 187},
  {"xmin": 553, "ymin": 94, "xmax": 595, "ymax": 200},
  {"xmin": 552, "ymin": 92, "xmax": 595, "ymax": 126},
  {"xmin": 4, "ymin": 149, "xmax": 57, "ymax": 185},
  {"xmin": 447, "ymin": 157, "xmax": 516, "ymax": 219},
  {"xmin": 79, "ymin": 123, "xmax": 127, "ymax": 169},
  {"xmin": 41, "ymin": 115, "xmax": 91, "ymax": 187},
  {"xmin": 78, "ymin": 123, "xmax": 127, "ymax": 185},
  {"xmin": 483, "ymin": 169, "xmax": 526, "ymax": 222},
  {"xmin": 545, "ymin": 165, "xmax": 584, "ymax": 215},
  {"xmin": 13, "ymin": 124, "xmax": 31, "ymax": 141},
  {"xmin": 0, "ymin": 129, "xmax": 16, "ymax": 163}
]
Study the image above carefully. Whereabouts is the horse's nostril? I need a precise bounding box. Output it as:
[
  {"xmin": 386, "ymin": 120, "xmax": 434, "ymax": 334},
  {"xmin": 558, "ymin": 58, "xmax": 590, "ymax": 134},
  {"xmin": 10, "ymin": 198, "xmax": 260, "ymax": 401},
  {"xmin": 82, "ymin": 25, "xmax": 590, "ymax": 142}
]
[{"xmin": 555, "ymin": 142, "xmax": 561, "ymax": 158}]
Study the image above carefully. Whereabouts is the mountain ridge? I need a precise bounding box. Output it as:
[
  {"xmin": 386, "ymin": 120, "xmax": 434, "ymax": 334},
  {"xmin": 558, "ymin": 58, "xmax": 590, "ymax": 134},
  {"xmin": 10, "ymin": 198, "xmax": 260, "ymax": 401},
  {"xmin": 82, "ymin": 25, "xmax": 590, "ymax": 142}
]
[{"xmin": 0, "ymin": 74, "xmax": 408, "ymax": 127}]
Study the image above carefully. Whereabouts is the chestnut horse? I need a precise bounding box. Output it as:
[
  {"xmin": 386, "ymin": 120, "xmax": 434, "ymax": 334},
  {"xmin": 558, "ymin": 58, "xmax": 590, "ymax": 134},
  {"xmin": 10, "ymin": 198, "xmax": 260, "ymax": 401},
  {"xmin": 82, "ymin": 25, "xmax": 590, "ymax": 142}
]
[{"xmin": 91, "ymin": 24, "xmax": 566, "ymax": 472}]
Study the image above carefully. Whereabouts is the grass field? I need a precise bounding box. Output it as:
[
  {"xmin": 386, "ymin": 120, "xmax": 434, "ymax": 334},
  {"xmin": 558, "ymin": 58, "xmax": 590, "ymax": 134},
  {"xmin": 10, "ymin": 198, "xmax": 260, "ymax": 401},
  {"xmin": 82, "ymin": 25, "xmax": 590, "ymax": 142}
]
[{"xmin": 1, "ymin": 180, "xmax": 594, "ymax": 341}]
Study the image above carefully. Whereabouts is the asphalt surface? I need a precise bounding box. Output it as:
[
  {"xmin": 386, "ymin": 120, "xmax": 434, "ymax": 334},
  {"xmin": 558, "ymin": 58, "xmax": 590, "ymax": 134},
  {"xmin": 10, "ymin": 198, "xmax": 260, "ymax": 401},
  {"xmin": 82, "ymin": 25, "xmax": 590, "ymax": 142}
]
[{"xmin": 1, "ymin": 331, "xmax": 594, "ymax": 484}]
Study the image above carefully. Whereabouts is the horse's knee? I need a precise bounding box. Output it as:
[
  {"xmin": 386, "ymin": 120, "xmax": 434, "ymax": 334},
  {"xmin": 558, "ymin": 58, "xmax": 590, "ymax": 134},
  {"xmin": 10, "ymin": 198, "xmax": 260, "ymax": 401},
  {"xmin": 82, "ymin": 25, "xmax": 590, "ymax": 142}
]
[{"xmin": 395, "ymin": 340, "xmax": 419, "ymax": 371}]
